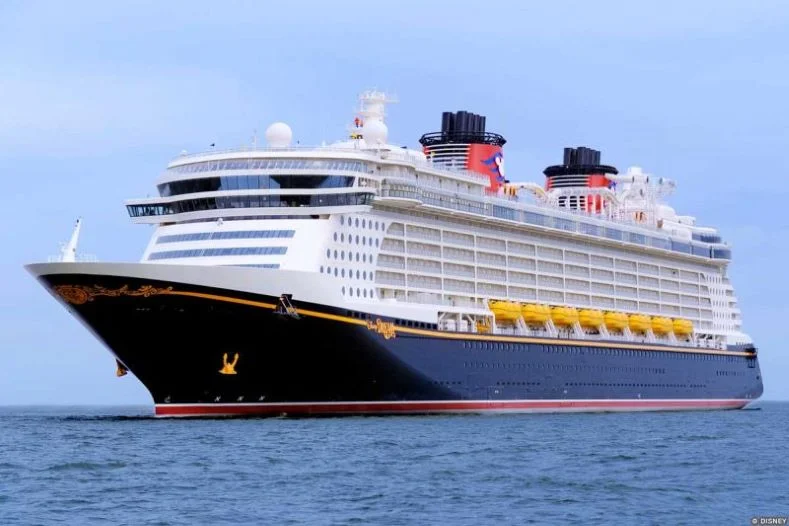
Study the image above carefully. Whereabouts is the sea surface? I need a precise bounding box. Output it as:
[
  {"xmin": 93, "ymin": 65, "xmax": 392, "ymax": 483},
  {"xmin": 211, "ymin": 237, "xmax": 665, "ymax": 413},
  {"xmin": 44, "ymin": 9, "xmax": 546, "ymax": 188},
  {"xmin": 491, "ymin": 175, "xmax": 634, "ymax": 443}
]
[{"xmin": 0, "ymin": 403, "xmax": 787, "ymax": 525}]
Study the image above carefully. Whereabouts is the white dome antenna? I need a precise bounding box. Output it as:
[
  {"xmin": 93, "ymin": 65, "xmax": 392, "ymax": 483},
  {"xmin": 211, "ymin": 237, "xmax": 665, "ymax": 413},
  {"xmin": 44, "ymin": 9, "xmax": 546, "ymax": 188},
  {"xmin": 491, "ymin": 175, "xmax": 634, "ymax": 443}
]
[
  {"xmin": 265, "ymin": 122, "xmax": 293, "ymax": 148},
  {"xmin": 362, "ymin": 119, "xmax": 388, "ymax": 146},
  {"xmin": 348, "ymin": 89, "xmax": 397, "ymax": 145}
]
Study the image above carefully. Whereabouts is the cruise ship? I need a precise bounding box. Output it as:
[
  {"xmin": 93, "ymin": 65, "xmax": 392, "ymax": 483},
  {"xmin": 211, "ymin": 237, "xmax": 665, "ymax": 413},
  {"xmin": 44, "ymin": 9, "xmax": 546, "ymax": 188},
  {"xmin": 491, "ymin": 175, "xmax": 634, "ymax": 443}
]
[{"xmin": 26, "ymin": 90, "xmax": 763, "ymax": 417}]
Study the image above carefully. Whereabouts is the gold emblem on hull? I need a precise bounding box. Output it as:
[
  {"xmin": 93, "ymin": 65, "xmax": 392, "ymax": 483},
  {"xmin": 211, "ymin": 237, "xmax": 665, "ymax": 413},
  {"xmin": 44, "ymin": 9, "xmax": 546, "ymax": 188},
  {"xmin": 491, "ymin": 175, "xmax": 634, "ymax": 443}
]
[
  {"xmin": 219, "ymin": 353, "xmax": 239, "ymax": 375},
  {"xmin": 366, "ymin": 318, "xmax": 396, "ymax": 339},
  {"xmin": 54, "ymin": 284, "xmax": 174, "ymax": 305}
]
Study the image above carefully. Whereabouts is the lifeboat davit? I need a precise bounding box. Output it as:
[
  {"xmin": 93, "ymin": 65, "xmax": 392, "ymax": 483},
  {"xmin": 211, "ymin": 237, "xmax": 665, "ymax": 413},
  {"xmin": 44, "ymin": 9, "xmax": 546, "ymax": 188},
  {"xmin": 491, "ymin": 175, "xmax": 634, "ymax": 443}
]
[
  {"xmin": 651, "ymin": 316, "xmax": 673, "ymax": 335},
  {"xmin": 628, "ymin": 314, "xmax": 652, "ymax": 333},
  {"xmin": 578, "ymin": 309, "xmax": 604, "ymax": 328},
  {"xmin": 521, "ymin": 304, "xmax": 551, "ymax": 324},
  {"xmin": 489, "ymin": 300, "xmax": 521, "ymax": 322},
  {"xmin": 672, "ymin": 318, "xmax": 694, "ymax": 336},
  {"xmin": 551, "ymin": 306, "xmax": 579, "ymax": 327},
  {"xmin": 604, "ymin": 312, "xmax": 628, "ymax": 331}
]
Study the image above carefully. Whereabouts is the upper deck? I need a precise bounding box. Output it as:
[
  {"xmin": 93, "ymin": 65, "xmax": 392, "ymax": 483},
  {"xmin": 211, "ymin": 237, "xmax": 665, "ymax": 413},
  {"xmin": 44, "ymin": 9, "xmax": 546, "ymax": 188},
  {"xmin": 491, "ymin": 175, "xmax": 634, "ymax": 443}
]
[{"xmin": 124, "ymin": 142, "xmax": 732, "ymax": 265}]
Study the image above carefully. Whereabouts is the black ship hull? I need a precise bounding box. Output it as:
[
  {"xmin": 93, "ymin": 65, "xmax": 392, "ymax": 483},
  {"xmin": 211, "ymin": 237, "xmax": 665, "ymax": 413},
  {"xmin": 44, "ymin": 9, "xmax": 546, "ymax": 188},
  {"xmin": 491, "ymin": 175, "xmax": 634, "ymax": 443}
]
[{"xmin": 30, "ymin": 265, "xmax": 763, "ymax": 417}]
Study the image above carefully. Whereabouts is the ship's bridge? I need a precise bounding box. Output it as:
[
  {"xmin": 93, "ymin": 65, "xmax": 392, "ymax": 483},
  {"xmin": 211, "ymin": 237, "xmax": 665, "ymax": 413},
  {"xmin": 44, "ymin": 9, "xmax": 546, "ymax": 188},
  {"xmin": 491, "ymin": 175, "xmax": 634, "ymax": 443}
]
[{"xmin": 126, "ymin": 148, "xmax": 378, "ymax": 223}]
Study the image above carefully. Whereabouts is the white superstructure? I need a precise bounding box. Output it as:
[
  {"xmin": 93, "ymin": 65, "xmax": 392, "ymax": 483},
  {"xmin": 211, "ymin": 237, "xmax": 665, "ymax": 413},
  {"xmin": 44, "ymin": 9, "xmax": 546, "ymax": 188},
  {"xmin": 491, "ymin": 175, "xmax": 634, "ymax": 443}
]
[{"xmin": 124, "ymin": 90, "xmax": 747, "ymax": 350}]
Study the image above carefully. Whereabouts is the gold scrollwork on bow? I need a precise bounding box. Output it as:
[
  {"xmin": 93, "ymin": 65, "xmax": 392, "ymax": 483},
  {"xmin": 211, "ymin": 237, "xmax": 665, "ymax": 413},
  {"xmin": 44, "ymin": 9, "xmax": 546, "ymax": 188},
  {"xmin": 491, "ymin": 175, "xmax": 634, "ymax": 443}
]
[
  {"xmin": 54, "ymin": 284, "xmax": 174, "ymax": 305},
  {"xmin": 366, "ymin": 318, "xmax": 396, "ymax": 339}
]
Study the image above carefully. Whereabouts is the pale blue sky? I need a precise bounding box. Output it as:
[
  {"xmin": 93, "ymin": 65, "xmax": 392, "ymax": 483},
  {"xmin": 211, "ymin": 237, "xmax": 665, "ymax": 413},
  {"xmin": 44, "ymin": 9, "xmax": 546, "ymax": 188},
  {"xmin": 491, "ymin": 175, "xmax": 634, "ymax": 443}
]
[{"xmin": 1, "ymin": 0, "xmax": 787, "ymax": 403}]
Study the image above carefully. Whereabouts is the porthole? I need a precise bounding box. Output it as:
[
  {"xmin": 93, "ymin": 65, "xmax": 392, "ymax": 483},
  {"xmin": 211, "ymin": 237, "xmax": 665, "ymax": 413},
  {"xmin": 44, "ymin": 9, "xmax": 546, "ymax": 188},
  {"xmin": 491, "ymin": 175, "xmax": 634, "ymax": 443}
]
[
  {"xmin": 362, "ymin": 219, "xmax": 366, "ymax": 229},
  {"xmin": 342, "ymin": 269, "xmax": 345, "ymax": 278},
  {"xmin": 356, "ymin": 235, "xmax": 360, "ymax": 244},
  {"xmin": 370, "ymin": 272, "xmax": 374, "ymax": 280},
  {"xmin": 340, "ymin": 216, "xmax": 345, "ymax": 226},
  {"xmin": 363, "ymin": 254, "xmax": 367, "ymax": 263},
  {"xmin": 375, "ymin": 221, "xmax": 379, "ymax": 230},
  {"xmin": 356, "ymin": 253, "xmax": 360, "ymax": 262},
  {"xmin": 356, "ymin": 288, "xmax": 361, "ymax": 296},
  {"xmin": 350, "ymin": 288, "xmax": 354, "ymax": 297},
  {"xmin": 341, "ymin": 233, "xmax": 345, "ymax": 242},
  {"xmin": 333, "ymin": 233, "xmax": 337, "ymax": 242},
  {"xmin": 362, "ymin": 237, "xmax": 367, "ymax": 246},
  {"xmin": 375, "ymin": 239, "xmax": 380, "ymax": 247},
  {"xmin": 320, "ymin": 266, "xmax": 324, "ymax": 273},
  {"xmin": 363, "ymin": 289, "xmax": 367, "ymax": 298},
  {"xmin": 334, "ymin": 268, "xmax": 338, "ymax": 277},
  {"xmin": 326, "ymin": 249, "xmax": 331, "ymax": 258},
  {"xmin": 342, "ymin": 286, "xmax": 346, "ymax": 295},
  {"xmin": 341, "ymin": 251, "xmax": 345, "ymax": 260},
  {"xmin": 356, "ymin": 270, "xmax": 360, "ymax": 279},
  {"xmin": 369, "ymin": 289, "xmax": 374, "ymax": 297},
  {"xmin": 355, "ymin": 218, "xmax": 360, "ymax": 228},
  {"xmin": 333, "ymin": 250, "xmax": 338, "ymax": 259},
  {"xmin": 363, "ymin": 271, "xmax": 367, "ymax": 280}
]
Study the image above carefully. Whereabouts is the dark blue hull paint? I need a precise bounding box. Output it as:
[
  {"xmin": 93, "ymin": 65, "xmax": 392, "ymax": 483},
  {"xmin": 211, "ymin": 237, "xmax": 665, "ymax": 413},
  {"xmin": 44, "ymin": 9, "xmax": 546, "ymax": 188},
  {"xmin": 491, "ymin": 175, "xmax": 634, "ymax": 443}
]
[{"xmin": 36, "ymin": 273, "xmax": 764, "ymax": 410}]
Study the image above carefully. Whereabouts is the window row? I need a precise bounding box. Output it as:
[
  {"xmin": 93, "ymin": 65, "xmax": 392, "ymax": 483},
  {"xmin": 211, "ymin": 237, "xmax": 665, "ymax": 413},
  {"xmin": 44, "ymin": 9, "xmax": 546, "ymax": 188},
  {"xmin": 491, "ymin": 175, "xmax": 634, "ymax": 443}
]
[
  {"xmin": 148, "ymin": 246, "xmax": 287, "ymax": 260},
  {"xmin": 381, "ymin": 185, "xmax": 730, "ymax": 260},
  {"xmin": 157, "ymin": 230, "xmax": 295, "ymax": 243},
  {"xmin": 127, "ymin": 193, "xmax": 374, "ymax": 217},
  {"xmin": 461, "ymin": 341, "xmax": 744, "ymax": 362},
  {"xmin": 169, "ymin": 159, "xmax": 368, "ymax": 174},
  {"xmin": 340, "ymin": 216, "xmax": 385, "ymax": 231},
  {"xmin": 693, "ymin": 232, "xmax": 722, "ymax": 243},
  {"xmin": 224, "ymin": 264, "xmax": 280, "ymax": 269},
  {"xmin": 342, "ymin": 286, "xmax": 375, "ymax": 298},
  {"xmin": 158, "ymin": 175, "xmax": 355, "ymax": 197},
  {"xmin": 321, "ymin": 266, "xmax": 375, "ymax": 281},
  {"xmin": 326, "ymin": 250, "xmax": 375, "ymax": 264},
  {"xmin": 332, "ymin": 232, "xmax": 380, "ymax": 247}
]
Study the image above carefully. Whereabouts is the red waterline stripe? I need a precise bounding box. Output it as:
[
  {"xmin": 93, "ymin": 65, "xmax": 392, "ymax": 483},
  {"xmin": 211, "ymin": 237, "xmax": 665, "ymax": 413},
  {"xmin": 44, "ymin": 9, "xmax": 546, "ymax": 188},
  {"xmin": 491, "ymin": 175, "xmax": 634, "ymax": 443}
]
[{"xmin": 154, "ymin": 399, "xmax": 749, "ymax": 417}]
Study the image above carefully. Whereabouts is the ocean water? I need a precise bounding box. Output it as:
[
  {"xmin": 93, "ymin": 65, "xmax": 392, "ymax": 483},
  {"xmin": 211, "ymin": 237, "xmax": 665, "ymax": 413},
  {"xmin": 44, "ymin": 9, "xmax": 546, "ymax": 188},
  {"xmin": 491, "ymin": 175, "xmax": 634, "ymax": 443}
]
[{"xmin": 0, "ymin": 403, "xmax": 787, "ymax": 525}]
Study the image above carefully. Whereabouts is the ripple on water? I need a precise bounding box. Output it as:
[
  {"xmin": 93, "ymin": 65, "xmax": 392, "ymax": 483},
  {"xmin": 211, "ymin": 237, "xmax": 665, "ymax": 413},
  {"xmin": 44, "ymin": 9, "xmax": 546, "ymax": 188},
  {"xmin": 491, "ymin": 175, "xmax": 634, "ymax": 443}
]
[
  {"xmin": 46, "ymin": 461, "xmax": 127, "ymax": 472},
  {"xmin": 0, "ymin": 403, "xmax": 785, "ymax": 525}
]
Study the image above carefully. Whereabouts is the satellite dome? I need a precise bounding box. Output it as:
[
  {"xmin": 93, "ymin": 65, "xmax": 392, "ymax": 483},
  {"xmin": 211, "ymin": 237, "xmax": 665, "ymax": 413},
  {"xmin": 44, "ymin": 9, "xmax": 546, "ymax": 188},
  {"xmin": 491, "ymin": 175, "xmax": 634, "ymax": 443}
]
[
  {"xmin": 362, "ymin": 119, "xmax": 388, "ymax": 146},
  {"xmin": 657, "ymin": 204, "xmax": 677, "ymax": 220},
  {"xmin": 265, "ymin": 122, "xmax": 292, "ymax": 147}
]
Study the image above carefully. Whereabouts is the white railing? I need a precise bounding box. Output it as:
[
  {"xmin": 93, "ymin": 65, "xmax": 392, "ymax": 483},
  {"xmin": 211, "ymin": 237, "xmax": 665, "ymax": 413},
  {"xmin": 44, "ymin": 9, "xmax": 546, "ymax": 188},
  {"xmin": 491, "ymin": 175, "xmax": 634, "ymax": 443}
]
[{"xmin": 47, "ymin": 253, "xmax": 98, "ymax": 263}]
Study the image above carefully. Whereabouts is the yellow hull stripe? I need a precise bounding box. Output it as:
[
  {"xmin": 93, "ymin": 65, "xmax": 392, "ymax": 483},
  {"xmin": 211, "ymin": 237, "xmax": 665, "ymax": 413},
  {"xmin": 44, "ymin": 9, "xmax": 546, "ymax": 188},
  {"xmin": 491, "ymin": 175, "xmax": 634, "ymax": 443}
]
[
  {"xmin": 165, "ymin": 290, "xmax": 277, "ymax": 310},
  {"xmin": 53, "ymin": 283, "xmax": 754, "ymax": 357},
  {"xmin": 162, "ymin": 289, "xmax": 752, "ymax": 358}
]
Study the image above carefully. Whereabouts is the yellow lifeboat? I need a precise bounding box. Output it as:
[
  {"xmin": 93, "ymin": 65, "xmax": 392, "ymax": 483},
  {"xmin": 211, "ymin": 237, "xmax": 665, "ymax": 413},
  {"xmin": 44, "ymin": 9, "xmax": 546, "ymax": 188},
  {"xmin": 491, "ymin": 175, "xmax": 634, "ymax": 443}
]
[
  {"xmin": 628, "ymin": 314, "xmax": 652, "ymax": 333},
  {"xmin": 551, "ymin": 306, "xmax": 579, "ymax": 327},
  {"xmin": 604, "ymin": 311, "xmax": 629, "ymax": 332},
  {"xmin": 521, "ymin": 304, "xmax": 551, "ymax": 325},
  {"xmin": 578, "ymin": 309, "xmax": 604, "ymax": 328},
  {"xmin": 488, "ymin": 300, "xmax": 521, "ymax": 322},
  {"xmin": 672, "ymin": 318, "xmax": 694, "ymax": 336},
  {"xmin": 651, "ymin": 316, "xmax": 673, "ymax": 335}
]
